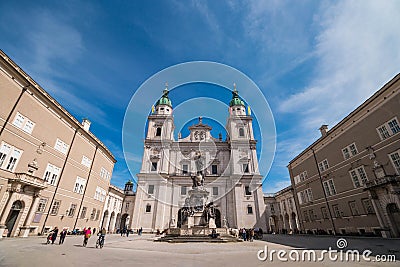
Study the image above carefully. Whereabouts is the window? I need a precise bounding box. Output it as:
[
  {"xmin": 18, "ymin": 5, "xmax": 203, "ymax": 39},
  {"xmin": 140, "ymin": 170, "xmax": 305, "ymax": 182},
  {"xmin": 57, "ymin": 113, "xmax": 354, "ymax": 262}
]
[
  {"xmin": 0, "ymin": 142, "xmax": 23, "ymax": 172},
  {"xmin": 388, "ymin": 118, "xmax": 400, "ymax": 134},
  {"xmin": 95, "ymin": 210, "xmax": 100, "ymax": 220},
  {"xmin": 100, "ymin": 167, "xmax": 111, "ymax": 180},
  {"xmin": 247, "ymin": 205, "xmax": 253, "ymax": 214},
  {"xmin": 377, "ymin": 117, "xmax": 400, "ymax": 140},
  {"xmin": 151, "ymin": 162, "xmax": 157, "ymax": 172},
  {"xmin": 321, "ymin": 207, "xmax": 329, "ymax": 219},
  {"xmin": 349, "ymin": 201, "xmax": 359, "ymax": 216},
  {"xmin": 270, "ymin": 204, "xmax": 275, "ymax": 213},
  {"xmin": 243, "ymin": 163, "xmax": 249, "ymax": 173},
  {"xmin": 68, "ymin": 204, "xmax": 77, "ymax": 217},
  {"xmin": 211, "ymin": 164, "xmax": 218, "ymax": 175},
  {"xmin": 81, "ymin": 155, "xmax": 92, "ymax": 168},
  {"xmin": 90, "ymin": 208, "xmax": 96, "ymax": 220},
  {"xmin": 362, "ymin": 199, "xmax": 375, "ymax": 214},
  {"xmin": 148, "ymin": 185, "xmax": 154, "ymax": 194},
  {"xmin": 12, "ymin": 112, "xmax": 35, "ymax": 134},
  {"xmin": 37, "ymin": 198, "xmax": 48, "ymax": 213},
  {"xmin": 54, "ymin": 138, "xmax": 69, "ymax": 154},
  {"xmin": 80, "ymin": 207, "xmax": 87, "ymax": 219},
  {"xmin": 349, "ymin": 166, "xmax": 368, "ymax": 188},
  {"xmin": 299, "ymin": 171, "xmax": 308, "ymax": 181},
  {"xmin": 239, "ymin": 128, "xmax": 245, "ymax": 137},
  {"xmin": 156, "ymin": 127, "xmax": 162, "ymax": 136},
  {"xmin": 342, "ymin": 143, "xmax": 358, "ymax": 159},
  {"xmin": 244, "ymin": 186, "xmax": 251, "ymax": 196},
  {"xmin": 73, "ymin": 177, "xmax": 86, "ymax": 194},
  {"xmin": 305, "ymin": 188, "xmax": 313, "ymax": 202},
  {"xmin": 50, "ymin": 200, "xmax": 61, "ymax": 215},
  {"xmin": 212, "ymin": 187, "xmax": 218, "ymax": 196},
  {"xmin": 94, "ymin": 187, "xmax": 106, "ymax": 202},
  {"xmin": 298, "ymin": 188, "xmax": 313, "ymax": 204},
  {"xmin": 4, "ymin": 146, "xmax": 23, "ymax": 172},
  {"xmin": 389, "ymin": 150, "xmax": 400, "ymax": 174},
  {"xmin": 181, "ymin": 186, "xmax": 187, "ymax": 195},
  {"xmin": 182, "ymin": 164, "xmax": 188, "ymax": 174},
  {"xmin": 145, "ymin": 204, "xmax": 151, "ymax": 213},
  {"xmin": 323, "ymin": 179, "xmax": 337, "ymax": 196},
  {"xmin": 332, "ymin": 204, "xmax": 341, "ymax": 218},
  {"xmin": 318, "ymin": 159, "xmax": 329, "ymax": 172},
  {"xmin": 43, "ymin": 163, "xmax": 61, "ymax": 186}
]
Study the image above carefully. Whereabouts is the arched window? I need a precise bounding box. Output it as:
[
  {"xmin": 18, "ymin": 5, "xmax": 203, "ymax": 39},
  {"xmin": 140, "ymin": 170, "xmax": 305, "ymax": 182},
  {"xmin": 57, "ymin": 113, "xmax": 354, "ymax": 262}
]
[
  {"xmin": 239, "ymin": 127, "xmax": 245, "ymax": 137},
  {"xmin": 156, "ymin": 127, "xmax": 162, "ymax": 136}
]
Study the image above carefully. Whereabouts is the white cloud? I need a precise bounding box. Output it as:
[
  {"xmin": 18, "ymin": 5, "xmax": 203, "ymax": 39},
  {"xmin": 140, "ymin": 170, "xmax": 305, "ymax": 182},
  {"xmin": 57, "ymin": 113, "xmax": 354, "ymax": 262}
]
[
  {"xmin": 265, "ymin": 179, "xmax": 291, "ymax": 194},
  {"xmin": 279, "ymin": 0, "xmax": 400, "ymax": 129}
]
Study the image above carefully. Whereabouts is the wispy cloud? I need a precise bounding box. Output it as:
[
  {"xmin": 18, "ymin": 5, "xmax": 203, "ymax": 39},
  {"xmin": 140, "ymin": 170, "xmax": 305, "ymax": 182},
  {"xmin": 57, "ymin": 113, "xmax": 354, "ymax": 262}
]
[{"xmin": 279, "ymin": 0, "xmax": 400, "ymax": 128}]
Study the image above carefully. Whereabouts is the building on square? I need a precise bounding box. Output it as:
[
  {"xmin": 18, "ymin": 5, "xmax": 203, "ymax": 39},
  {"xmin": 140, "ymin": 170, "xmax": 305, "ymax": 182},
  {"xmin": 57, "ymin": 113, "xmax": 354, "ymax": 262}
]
[
  {"xmin": 131, "ymin": 86, "xmax": 266, "ymax": 232},
  {"xmin": 0, "ymin": 50, "xmax": 116, "ymax": 237},
  {"xmin": 288, "ymin": 73, "xmax": 400, "ymax": 238},
  {"xmin": 264, "ymin": 186, "xmax": 299, "ymax": 234}
]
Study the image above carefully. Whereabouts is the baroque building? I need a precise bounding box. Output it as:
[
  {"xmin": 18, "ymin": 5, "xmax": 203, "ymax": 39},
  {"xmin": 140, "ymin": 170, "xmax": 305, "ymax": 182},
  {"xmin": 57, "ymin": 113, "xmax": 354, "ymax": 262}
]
[
  {"xmin": 131, "ymin": 86, "xmax": 266, "ymax": 232},
  {"xmin": 288, "ymin": 73, "xmax": 400, "ymax": 237},
  {"xmin": 0, "ymin": 50, "xmax": 116, "ymax": 237}
]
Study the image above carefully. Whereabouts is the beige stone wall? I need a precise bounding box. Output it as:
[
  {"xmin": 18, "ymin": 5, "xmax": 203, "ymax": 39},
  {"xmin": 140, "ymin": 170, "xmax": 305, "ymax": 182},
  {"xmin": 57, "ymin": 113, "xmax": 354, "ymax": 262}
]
[
  {"xmin": 0, "ymin": 51, "xmax": 115, "ymax": 236},
  {"xmin": 288, "ymin": 73, "xmax": 400, "ymax": 237}
]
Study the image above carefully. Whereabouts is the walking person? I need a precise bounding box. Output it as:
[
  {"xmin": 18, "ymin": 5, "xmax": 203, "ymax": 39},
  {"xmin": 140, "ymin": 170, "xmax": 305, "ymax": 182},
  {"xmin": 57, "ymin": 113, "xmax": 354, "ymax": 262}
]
[
  {"xmin": 83, "ymin": 227, "xmax": 92, "ymax": 247},
  {"xmin": 59, "ymin": 228, "xmax": 67, "ymax": 245},
  {"xmin": 250, "ymin": 228, "xmax": 255, "ymax": 242},
  {"xmin": 51, "ymin": 226, "xmax": 59, "ymax": 245},
  {"xmin": 139, "ymin": 227, "xmax": 142, "ymax": 236}
]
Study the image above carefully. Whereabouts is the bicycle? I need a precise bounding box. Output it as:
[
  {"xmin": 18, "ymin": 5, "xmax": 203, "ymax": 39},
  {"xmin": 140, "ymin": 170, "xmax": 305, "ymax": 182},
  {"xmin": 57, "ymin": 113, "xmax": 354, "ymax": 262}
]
[{"xmin": 95, "ymin": 234, "xmax": 105, "ymax": 249}]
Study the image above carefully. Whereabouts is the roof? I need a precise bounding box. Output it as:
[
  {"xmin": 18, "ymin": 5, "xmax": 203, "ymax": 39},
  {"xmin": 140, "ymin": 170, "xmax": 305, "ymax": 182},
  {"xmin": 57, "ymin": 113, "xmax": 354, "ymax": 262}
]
[
  {"xmin": 229, "ymin": 88, "xmax": 245, "ymax": 107},
  {"xmin": 0, "ymin": 49, "xmax": 116, "ymax": 163}
]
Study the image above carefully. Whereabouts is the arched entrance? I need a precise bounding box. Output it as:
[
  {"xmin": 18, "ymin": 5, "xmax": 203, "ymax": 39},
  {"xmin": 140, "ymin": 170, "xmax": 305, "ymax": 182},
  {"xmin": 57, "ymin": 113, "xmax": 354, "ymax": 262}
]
[
  {"xmin": 5, "ymin": 200, "xmax": 24, "ymax": 237},
  {"xmin": 108, "ymin": 212, "xmax": 115, "ymax": 232},
  {"xmin": 177, "ymin": 208, "xmax": 184, "ymax": 228},
  {"xmin": 290, "ymin": 212, "xmax": 298, "ymax": 232},
  {"xmin": 387, "ymin": 203, "xmax": 400, "ymax": 237},
  {"xmin": 284, "ymin": 213, "xmax": 290, "ymax": 232},
  {"xmin": 101, "ymin": 210, "xmax": 109, "ymax": 229},
  {"xmin": 120, "ymin": 213, "xmax": 129, "ymax": 230},
  {"xmin": 269, "ymin": 216, "xmax": 276, "ymax": 233},
  {"xmin": 215, "ymin": 209, "xmax": 221, "ymax": 228}
]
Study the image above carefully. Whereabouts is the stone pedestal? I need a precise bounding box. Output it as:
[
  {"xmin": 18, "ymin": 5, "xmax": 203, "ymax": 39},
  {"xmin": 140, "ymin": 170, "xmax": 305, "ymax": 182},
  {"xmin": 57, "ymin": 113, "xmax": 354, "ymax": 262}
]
[
  {"xmin": 209, "ymin": 218, "xmax": 216, "ymax": 229},
  {"xmin": 0, "ymin": 225, "xmax": 6, "ymax": 239},
  {"xmin": 187, "ymin": 216, "xmax": 194, "ymax": 228},
  {"xmin": 19, "ymin": 226, "xmax": 30, "ymax": 237}
]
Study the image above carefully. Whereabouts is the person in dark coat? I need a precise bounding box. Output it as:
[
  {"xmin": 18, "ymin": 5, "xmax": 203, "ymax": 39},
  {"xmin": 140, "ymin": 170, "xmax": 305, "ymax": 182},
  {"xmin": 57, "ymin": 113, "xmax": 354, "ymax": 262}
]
[
  {"xmin": 51, "ymin": 227, "xmax": 59, "ymax": 244},
  {"xmin": 59, "ymin": 228, "xmax": 67, "ymax": 244}
]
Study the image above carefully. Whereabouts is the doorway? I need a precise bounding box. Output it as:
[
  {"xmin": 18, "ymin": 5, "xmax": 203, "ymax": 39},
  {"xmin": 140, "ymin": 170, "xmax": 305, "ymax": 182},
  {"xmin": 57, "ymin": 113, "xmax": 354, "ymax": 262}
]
[{"xmin": 5, "ymin": 200, "xmax": 23, "ymax": 237}]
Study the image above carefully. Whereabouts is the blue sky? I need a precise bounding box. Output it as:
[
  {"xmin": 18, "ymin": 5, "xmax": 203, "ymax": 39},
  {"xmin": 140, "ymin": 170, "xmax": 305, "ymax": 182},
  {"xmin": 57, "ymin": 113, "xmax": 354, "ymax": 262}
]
[{"xmin": 1, "ymin": 1, "xmax": 399, "ymax": 192}]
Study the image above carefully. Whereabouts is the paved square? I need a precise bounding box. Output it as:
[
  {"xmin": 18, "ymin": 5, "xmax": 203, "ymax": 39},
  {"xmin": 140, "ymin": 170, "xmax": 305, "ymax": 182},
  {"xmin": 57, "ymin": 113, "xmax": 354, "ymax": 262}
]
[{"xmin": 0, "ymin": 234, "xmax": 398, "ymax": 266}]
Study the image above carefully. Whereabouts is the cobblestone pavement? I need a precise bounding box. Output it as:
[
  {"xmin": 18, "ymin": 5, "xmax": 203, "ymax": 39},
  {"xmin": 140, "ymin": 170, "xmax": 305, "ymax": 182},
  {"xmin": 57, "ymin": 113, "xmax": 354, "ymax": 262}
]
[{"xmin": 0, "ymin": 234, "xmax": 398, "ymax": 267}]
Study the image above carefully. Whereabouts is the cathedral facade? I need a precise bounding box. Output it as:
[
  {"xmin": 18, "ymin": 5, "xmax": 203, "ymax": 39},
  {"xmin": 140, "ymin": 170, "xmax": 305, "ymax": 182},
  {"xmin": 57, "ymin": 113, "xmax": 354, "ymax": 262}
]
[{"xmin": 131, "ymin": 86, "xmax": 266, "ymax": 232}]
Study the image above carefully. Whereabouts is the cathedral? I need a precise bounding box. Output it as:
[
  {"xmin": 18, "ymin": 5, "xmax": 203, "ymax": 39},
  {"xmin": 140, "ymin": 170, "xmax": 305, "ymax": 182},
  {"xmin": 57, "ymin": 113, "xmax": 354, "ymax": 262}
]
[{"xmin": 131, "ymin": 85, "xmax": 266, "ymax": 232}]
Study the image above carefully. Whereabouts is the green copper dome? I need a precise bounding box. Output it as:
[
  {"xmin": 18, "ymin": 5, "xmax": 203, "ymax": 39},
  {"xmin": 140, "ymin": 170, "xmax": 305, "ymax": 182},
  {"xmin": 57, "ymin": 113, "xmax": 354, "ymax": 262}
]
[
  {"xmin": 156, "ymin": 88, "xmax": 172, "ymax": 107},
  {"xmin": 229, "ymin": 87, "xmax": 245, "ymax": 107}
]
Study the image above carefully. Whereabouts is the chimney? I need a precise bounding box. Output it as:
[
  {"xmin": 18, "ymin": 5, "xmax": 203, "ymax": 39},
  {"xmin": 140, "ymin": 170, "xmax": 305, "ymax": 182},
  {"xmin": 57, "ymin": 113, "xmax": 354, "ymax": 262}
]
[
  {"xmin": 319, "ymin": 124, "xmax": 328, "ymax": 137},
  {"xmin": 82, "ymin": 118, "xmax": 91, "ymax": 132}
]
